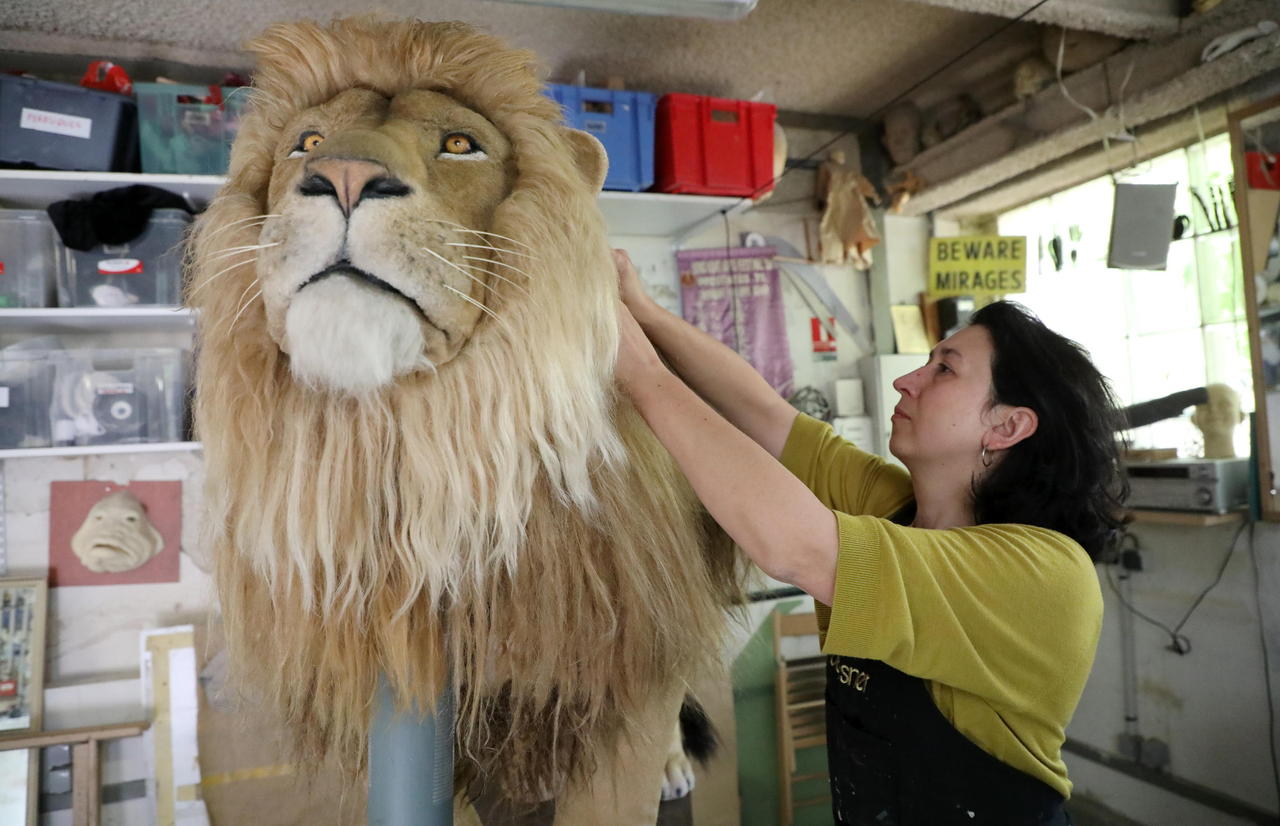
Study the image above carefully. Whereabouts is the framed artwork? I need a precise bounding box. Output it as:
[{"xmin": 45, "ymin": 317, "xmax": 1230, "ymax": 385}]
[{"xmin": 0, "ymin": 577, "xmax": 48, "ymax": 826}]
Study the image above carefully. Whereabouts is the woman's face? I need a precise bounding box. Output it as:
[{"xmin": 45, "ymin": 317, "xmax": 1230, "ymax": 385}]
[{"xmin": 889, "ymin": 324, "xmax": 997, "ymax": 467}]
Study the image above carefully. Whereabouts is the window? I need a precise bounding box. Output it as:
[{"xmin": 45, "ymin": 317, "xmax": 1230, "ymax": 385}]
[{"xmin": 996, "ymin": 134, "xmax": 1252, "ymax": 457}]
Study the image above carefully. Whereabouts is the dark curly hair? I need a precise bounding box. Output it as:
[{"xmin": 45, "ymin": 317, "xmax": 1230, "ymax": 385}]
[{"xmin": 968, "ymin": 301, "xmax": 1127, "ymax": 559}]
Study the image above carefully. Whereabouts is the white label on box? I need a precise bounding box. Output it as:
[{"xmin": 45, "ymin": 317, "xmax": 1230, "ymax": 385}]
[
  {"xmin": 98, "ymin": 258, "xmax": 144, "ymax": 275},
  {"xmin": 96, "ymin": 383, "xmax": 135, "ymax": 396},
  {"xmin": 0, "ymin": 387, "xmax": 8, "ymax": 408},
  {"xmin": 19, "ymin": 107, "xmax": 93, "ymax": 139}
]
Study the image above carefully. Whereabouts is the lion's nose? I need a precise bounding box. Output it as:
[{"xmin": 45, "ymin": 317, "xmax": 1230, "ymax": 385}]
[{"xmin": 300, "ymin": 158, "xmax": 411, "ymax": 216}]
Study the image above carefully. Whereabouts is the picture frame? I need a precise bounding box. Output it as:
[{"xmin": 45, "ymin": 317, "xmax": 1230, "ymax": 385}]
[{"xmin": 0, "ymin": 577, "xmax": 49, "ymax": 826}]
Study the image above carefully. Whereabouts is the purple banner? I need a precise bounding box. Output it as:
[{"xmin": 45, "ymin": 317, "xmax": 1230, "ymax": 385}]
[{"xmin": 677, "ymin": 246, "xmax": 795, "ymax": 398}]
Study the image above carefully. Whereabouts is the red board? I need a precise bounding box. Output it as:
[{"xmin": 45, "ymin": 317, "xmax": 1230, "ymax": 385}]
[{"xmin": 48, "ymin": 480, "xmax": 182, "ymax": 587}]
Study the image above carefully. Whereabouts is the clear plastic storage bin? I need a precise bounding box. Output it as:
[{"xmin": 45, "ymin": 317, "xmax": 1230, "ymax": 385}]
[
  {"xmin": 59, "ymin": 209, "xmax": 190, "ymax": 307},
  {"xmin": 0, "ymin": 210, "xmax": 59, "ymax": 307},
  {"xmin": 50, "ymin": 347, "xmax": 187, "ymax": 446},
  {"xmin": 0, "ymin": 348, "xmax": 56, "ymax": 449},
  {"xmin": 135, "ymin": 83, "xmax": 248, "ymax": 175}
]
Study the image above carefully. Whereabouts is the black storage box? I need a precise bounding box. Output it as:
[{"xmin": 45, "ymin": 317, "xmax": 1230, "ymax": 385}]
[{"xmin": 0, "ymin": 75, "xmax": 139, "ymax": 172}]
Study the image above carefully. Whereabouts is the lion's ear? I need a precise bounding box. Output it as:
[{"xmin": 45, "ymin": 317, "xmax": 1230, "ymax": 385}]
[{"xmin": 561, "ymin": 127, "xmax": 609, "ymax": 193}]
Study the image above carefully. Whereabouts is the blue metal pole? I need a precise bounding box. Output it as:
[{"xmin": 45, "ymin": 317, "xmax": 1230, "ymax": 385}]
[{"xmin": 368, "ymin": 674, "xmax": 454, "ymax": 826}]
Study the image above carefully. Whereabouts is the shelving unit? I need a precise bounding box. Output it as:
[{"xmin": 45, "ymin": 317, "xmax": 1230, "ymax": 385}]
[
  {"xmin": 0, "ymin": 170, "xmax": 742, "ymax": 236},
  {"xmin": 0, "ymin": 170, "xmax": 224, "ymax": 209},
  {"xmin": 1126, "ymin": 508, "xmax": 1247, "ymax": 527},
  {"xmin": 0, "ymin": 171, "xmax": 745, "ymax": 469},
  {"xmin": 0, "ymin": 442, "xmax": 201, "ymax": 461},
  {"xmin": 0, "ymin": 307, "xmax": 195, "ymax": 335}
]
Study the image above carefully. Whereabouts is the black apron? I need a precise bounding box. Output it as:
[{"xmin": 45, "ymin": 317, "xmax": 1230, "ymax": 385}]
[{"xmin": 825, "ymin": 503, "xmax": 1070, "ymax": 825}]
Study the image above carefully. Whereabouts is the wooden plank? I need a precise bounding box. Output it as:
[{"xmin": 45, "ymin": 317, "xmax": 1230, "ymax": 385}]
[
  {"xmin": 1127, "ymin": 509, "xmax": 1246, "ymax": 527},
  {"xmin": 794, "ymin": 734, "xmax": 827, "ymax": 750},
  {"xmin": 786, "ymin": 699, "xmax": 825, "ymax": 712},
  {"xmin": 776, "ymin": 612, "xmax": 818, "ymax": 638},
  {"xmin": 70, "ymin": 742, "xmax": 91, "ymax": 826},
  {"xmin": 0, "ymin": 721, "xmax": 149, "ymax": 751}
]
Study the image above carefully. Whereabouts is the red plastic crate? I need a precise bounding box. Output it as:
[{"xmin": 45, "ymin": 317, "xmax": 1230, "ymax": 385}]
[
  {"xmin": 1246, "ymin": 151, "xmax": 1279, "ymax": 190},
  {"xmin": 654, "ymin": 93, "xmax": 776, "ymax": 197}
]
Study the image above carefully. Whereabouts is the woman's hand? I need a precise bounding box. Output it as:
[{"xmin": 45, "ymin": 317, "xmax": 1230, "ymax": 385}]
[
  {"xmin": 615, "ymin": 300, "xmax": 668, "ymax": 395},
  {"xmin": 613, "ymin": 249, "xmax": 659, "ymax": 323}
]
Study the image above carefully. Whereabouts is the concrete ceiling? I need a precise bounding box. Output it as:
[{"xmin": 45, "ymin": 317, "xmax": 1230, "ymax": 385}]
[{"xmin": 0, "ymin": 0, "xmax": 1055, "ymax": 119}]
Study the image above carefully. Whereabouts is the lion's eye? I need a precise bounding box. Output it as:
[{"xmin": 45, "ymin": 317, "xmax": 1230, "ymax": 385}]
[
  {"xmin": 288, "ymin": 130, "xmax": 325, "ymax": 158},
  {"xmin": 439, "ymin": 132, "xmax": 487, "ymax": 161}
]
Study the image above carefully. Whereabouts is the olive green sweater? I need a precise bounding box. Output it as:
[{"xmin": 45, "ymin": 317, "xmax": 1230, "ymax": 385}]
[{"xmin": 780, "ymin": 413, "xmax": 1102, "ymax": 798}]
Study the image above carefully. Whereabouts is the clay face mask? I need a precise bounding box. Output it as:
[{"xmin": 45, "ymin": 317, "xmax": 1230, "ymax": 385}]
[{"xmin": 70, "ymin": 490, "xmax": 164, "ymax": 574}]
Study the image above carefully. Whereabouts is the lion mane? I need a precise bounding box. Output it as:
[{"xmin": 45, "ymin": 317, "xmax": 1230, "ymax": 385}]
[{"xmin": 188, "ymin": 16, "xmax": 735, "ymax": 803}]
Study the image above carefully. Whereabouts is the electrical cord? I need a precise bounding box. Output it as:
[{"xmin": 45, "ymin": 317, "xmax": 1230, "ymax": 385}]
[
  {"xmin": 1246, "ymin": 521, "xmax": 1280, "ymax": 812},
  {"xmin": 1104, "ymin": 520, "xmax": 1250, "ymax": 655}
]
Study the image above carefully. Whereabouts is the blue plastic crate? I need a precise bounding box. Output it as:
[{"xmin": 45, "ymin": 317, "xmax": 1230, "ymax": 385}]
[{"xmin": 546, "ymin": 84, "xmax": 656, "ymax": 192}]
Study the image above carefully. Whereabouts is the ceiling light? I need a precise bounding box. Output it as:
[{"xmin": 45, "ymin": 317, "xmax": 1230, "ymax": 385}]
[{"xmin": 494, "ymin": 0, "xmax": 757, "ymax": 20}]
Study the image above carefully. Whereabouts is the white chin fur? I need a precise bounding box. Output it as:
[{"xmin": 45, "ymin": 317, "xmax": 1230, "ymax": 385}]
[{"xmin": 284, "ymin": 277, "xmax": 432, "ymax": 394}]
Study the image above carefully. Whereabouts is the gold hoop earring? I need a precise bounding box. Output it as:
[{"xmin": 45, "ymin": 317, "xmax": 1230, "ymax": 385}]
[{"xmin": 981, "ymin": 444, "xmax": 993, "ymax": 468}]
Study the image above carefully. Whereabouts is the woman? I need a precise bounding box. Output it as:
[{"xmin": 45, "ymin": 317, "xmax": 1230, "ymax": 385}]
[{"xmin": 612, "ymin": 250, "xmax": 1125, "ymax": 825}]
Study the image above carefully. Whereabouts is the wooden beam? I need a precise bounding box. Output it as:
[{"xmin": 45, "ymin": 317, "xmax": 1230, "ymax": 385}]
[
  {"xmin": 898, "ymin": 0, "xmax": 1280, "ymax": 216},
  {"xmin": 0, "ymin": 721, "xmax": 149, "ymax": 751},
  {"xmin": 903, "ymin": 0, "xmax": 1181, "ymax": 40}
]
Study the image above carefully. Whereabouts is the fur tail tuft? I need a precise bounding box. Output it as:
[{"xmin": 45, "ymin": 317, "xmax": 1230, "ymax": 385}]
[{"xmin": 679, "ymin": 694, "xmax": 718, "ymax": 765}]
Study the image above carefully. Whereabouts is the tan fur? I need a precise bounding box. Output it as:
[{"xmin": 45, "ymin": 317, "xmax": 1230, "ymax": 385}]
[{"xmin": 188, "ymin": 16, "xmax": 736, "ymax": 804}]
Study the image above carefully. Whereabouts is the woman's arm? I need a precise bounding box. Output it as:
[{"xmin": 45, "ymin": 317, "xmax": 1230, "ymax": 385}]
[
  {"xmin": 616, "ymin": 300, "xmax": 837, "ymax": 604},
  {"xmin": 615, "ymin": 250, "xmax": 798, "ymax": 459}
]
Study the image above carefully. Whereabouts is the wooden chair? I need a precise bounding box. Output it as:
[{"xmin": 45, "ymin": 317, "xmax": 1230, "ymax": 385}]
[
  {"xmin": 773, "ymin": 609, "xmax": 830, "ymax": 825},
  {"xmin": 0, "ymin": 721, "xmax": 148, "ymax": 826}
]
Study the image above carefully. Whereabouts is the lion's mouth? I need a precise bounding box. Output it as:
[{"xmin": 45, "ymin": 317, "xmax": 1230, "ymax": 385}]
[{"xmin": 299, "ymin": 261, "xmax": 416, "ymax": 306}]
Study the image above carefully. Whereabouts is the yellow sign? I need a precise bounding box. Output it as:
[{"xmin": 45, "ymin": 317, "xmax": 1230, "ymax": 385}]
[{"xmin": 928, "ymin": 235, "xmax": 1026, "ymax": 297}]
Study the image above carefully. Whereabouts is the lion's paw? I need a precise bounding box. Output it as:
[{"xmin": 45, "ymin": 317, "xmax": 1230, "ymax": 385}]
[{"xmin": 660, "ymin": 751, "xmax": 696, "ymax": 801}]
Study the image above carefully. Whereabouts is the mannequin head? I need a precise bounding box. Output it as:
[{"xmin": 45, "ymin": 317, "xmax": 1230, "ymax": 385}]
[
  {"xmin": 1191, "ymin": 383, "xmax": 1245, "ymax": 458},
  {"xmin": 881, "ymin": 102, "xmax": 922, "ymax": 167}
]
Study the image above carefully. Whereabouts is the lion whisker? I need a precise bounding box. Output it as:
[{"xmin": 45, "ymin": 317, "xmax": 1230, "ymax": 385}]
[
  {"xmin": 422, "ymin": 218, "xmax": 535, "ymax": 252},
  {"xmin": 210, "ymin": 242, "xmax": 279, "ymax": 256},
  {"xmin": 202, "ymin": 214, "xmax": 281, "ymax": 241},
  {"xmin": 189, "ymin": 257, "xmax": 257, "ymax": 299},
  {"xmin": 418, "ymin": 246, "xmax": 526, "ymax": 301},
  {"xmin": 460, "ymin": 255, "xmax": 533, "ymax": 280},
  {"xmin": 456, "ymin": 262, "xmax": 531, "ymax": 299},
  {"xmin": 441, "ymin": 283, "xmax": 502, "ymax": 325},
  {"xmin": 224, "ymin": 284, "xmax": 263, "ymax": 337},
  {"xmin": 444, "ymin": 242, "xmax": 537, "ymax": 261},
  {"xmin": 204, "ymin": 244, "xmax": 277, "ymax": 265}
]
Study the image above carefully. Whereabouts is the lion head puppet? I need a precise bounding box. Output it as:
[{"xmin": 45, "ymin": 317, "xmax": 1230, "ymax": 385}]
[{"xmin": 188, "ymin": 16, "xmax": 736, "ymax": 806}]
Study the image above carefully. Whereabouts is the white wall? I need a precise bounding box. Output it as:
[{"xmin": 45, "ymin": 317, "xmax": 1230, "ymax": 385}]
[{"xmin": 1068, "ymin": 519, "xmax": 1280, "ymax": 824}]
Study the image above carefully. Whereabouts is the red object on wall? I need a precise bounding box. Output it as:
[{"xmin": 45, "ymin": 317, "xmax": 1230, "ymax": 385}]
[
  {"xmin": 79, "ymin": 61, "xmax": 133, "ymax": 96},
  {"xmin": 1246, "ymin": 151, "xmax": 1280, "ymax": 190},
  {"xmin": 811, "ymin": 317, "xmax": 836, "ymax": 355},
  {"xmin": 654, "ymin": 93, "xmax": 776, "ymax": 198}
]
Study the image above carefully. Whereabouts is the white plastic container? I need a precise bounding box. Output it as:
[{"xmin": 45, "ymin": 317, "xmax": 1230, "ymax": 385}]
[
  {"xmin": 0, "ymin": 209, "xmax": 60, "ymax": 308},
  {"xmin": 0, "ymin": 348, "xmax": 56, "ymax": 448},
  {"xmin": 58, "ymin": 209, "xmax": 190, "ymax": 307},
  {"xmin": 49, "ymin": 347, "xmax": 187, "ymax": 446}
]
